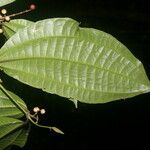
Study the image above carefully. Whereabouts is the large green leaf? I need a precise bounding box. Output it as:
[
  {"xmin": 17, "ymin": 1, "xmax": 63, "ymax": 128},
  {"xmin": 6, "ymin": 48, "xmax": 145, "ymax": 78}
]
[
  {"xmin": 0, "ymin": 86, "xmax": 27, "ymax": 118},
  {"xmin": 0, "ymin": 117, "xmax": 23, "ymax": 139},
  {"xmin": 3, "ymin": 19, "xmax": 33, "ymax": 39},
  {"xmin": 0, "ymin": 126, "xmax": 29, "ymax": 150},
  {"xmin": 0, "ymin": 85, "xmax": 28, "ymax": 115},
  {"xmin": 0, "ymin": 18, "xmax": 149, "ymax": 104},
  {"xmin": 11, "ymin": 127, "xmax": 29, "ymax": 148},
  {"xmin": 0, "ymin": 0, "xmax": 15, "ymax": 7},
  {"xmin": 0, "ymin": 116, "xmax": 29, "ymax": 150},
  {"xmin": 0, "ymin": 85, "xmax": 29, "ymax": 149},
  {"xmin": 0, "ymin": 89, "xmax": 23, "ymax": 118}
]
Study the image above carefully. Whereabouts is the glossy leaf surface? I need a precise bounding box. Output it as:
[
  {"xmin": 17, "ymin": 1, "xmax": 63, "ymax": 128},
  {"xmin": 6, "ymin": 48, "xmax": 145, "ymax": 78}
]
[{"xmin": 0, "ymin": 18, "xmax": 149, "ymax": 104}]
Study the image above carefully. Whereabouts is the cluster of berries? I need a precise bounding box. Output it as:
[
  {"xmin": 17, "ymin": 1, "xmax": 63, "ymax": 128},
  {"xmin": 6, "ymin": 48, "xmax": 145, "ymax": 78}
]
[
  {"xmin": 0, "ymin": 9, "xmax": 10, "ymax": 33},
  {"xmin": 33, "ymin": 107, "xmax": 46, "ymax": 115}
]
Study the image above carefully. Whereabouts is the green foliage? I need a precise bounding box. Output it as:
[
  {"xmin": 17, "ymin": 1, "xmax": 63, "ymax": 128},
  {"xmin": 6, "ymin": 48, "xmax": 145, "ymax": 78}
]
[
  {"xmin": 3, "ymin": 19, "xmax": 33, "ymax": 39},
  {"xmin": 0, "ymin": 1, "xmax": 150, "ymax": 149},
  {"xmin": 0, "ymin": 83, "xmax": 63, "ymax": 149},
  {"xmin": 0, "ymin": 126, "xmax": 29, "ymax": 150},
  {"xmin": 0, "ymin": 85, "xmax": 29, "ymax": 150},
  {"xmin": 0, "ymin": 90, "xmax": 23, "ymax": 118},
  {"xmin": 0, "ymin": 0, "xmax": 15, "ymax": 7},
  {"xmin": 0, "ymin": 18, "xmax": 149, "ymax": 104}
]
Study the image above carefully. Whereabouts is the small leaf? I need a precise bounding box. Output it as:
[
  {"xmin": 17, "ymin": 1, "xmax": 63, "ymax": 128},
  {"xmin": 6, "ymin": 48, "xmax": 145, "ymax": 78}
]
[
  {"xmin": 0, "ymin": 18, "xmax": 149, "ymax": 104},
  {"xmin": 0, "ymin": 87, "xmax": 28, "ymax": 118},
  {"xmin": 0, "ymin": 120, "xmax": 29, "ymax": 150},
  {"xmin": 0, "ymin": 91, "xmax": 22, "ymax": 118},
  {"xmin": 12, "ymin": 127, "xmax": 29, "ymax": 148},
  {"xmin": 0, "ymin": 0, "xmax": 15, "ymax": 7},
  {"xmin": 51, "ymin": 127, "xmax": 64, "ymax": 134},
  {"xmin": 0, "ymin": 116, "xmax": 23, "ymax": 139},
  {"xmin": 0, "ymin": 85, "xmax": 29, "ymax": 149},
  {"xmin": 0, "ymin": 84, "xmax": 28, "ymax": 115},
  {"xmin": 3, "ymin": 19, "xmax": 34, "ymax": 39}
]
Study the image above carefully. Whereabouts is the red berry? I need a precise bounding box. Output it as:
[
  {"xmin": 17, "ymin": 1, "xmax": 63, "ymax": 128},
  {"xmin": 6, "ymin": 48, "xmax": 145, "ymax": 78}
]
[{"xmin": 30, "ymin": 4, "xmax": 36, "ymax": 10}]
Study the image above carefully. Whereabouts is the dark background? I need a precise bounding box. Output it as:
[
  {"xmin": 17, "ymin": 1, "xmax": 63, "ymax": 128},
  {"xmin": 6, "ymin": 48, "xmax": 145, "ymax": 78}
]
[{"xmin": 0, "ymin": 0, "xmax": 150, "ymax": 149}]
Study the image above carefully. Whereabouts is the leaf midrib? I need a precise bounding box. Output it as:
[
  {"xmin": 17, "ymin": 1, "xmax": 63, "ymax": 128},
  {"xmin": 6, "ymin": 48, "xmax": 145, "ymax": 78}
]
[
  {"xmin": 0, "ymin": 56, "xmax": 139, "ymax": 83},
  {"xmin": 0, "ymin": 34, "xmax": 138, "ymax": 67},
  {"xmin": 0, "ymin": 63, "xmax": 146, "ymax": 94}
]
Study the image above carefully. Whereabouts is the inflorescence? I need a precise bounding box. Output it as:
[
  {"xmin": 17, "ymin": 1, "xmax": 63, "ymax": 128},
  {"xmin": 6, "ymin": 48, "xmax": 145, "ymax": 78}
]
[{"xmin": 0, "ymin": 4, "xmax": 36, "ymax": 33}]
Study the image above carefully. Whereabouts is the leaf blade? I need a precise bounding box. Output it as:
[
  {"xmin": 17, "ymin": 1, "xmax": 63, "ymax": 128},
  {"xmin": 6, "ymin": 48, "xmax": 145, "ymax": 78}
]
[
  {"xmin": 0, "ymin": 116, "xmax": 23, "ymax": 139},
  {"xmin": 0, "ymin": 84, "xmax": 28, "ymax": 116},
  {"xmin": 0, "ymin": 85, "xmax": 29, "ymax": 149},
  {"xmin": 0, "ymin": 123, "xmax": 29, "ymax": 150},
  {"xmin": 0, "ymin": 18, "xmax": 149, "ymax": 103},
  {"xmin": 0, "ymin": 88, "xmax": 27, "ymax": 118},
  {"xmin": 3, "ymin": 19, "xmax": 34, "ymax": 39},
  {"xmin": 12, "ymin": 127, "xmax": 29, "ymax": 148},
  {"xmin": 0, "ymin": 0, "xmax": 15, "ymax": 7}
]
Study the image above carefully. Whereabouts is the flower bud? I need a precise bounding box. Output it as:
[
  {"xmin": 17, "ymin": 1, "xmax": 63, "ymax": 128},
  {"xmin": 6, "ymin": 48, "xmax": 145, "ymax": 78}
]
[
  {"xmin": 0, "ymin": 28, "xmax": 3, "ymax": 34},
  {"xmin": 1, "ymin": 9, "xmax": 7, "ymax": 15},
  {"xmin": 33, "ymin": 107, "xmax": 40, "ymax": 113},
  {"xmin": 40, "ymin": 109, "xmax": 46, "ymax": 114},
  {"xmin": 5, "ymin": 16, "xmax": 10, "ymax": 22}
]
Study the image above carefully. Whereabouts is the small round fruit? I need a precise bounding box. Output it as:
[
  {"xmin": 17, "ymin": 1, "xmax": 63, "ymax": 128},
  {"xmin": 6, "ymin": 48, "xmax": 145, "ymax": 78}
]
[
  {"xmin": 30, "ymin": 4, "xmax": 36, "ymax": 10},
  {"xmin": 40, "ymin": 109, "xmax": 46, "ymax": 114},
  {"xmin": 5, "ymin": 16, "xmax": 10, "ymax": 22},
  {"xmin": 33, "ymin": 107, "xmax": 40, "ymax": 113},
  {"xmin": 1, "ymin": 9, "xmax": 7, "ymax": 15},
  {"xmin": 0, "ymin": 28, "xmax": 3, "ymax": 34}
]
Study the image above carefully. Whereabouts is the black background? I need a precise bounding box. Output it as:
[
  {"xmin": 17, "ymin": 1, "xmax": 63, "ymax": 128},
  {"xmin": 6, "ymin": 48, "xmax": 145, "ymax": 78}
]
[{"xmin": 0, "ymin": 0, "xmax": 150, "ymax": 150}]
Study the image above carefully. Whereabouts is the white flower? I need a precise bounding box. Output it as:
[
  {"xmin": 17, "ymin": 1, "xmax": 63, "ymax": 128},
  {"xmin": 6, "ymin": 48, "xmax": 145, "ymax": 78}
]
[
  {"xmin": 40, "ymin": 109, "xmax": 46, "ymax": 114},
  {"xmin": 33, "ymin": 107, "xmax": 40, "ymax": 113}
]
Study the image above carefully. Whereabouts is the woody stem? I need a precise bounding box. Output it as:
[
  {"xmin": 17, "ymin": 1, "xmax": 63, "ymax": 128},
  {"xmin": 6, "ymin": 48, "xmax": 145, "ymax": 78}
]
[{"xmin": 8, "ymin": 9, "xmax": 32, "ymax": 18}]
